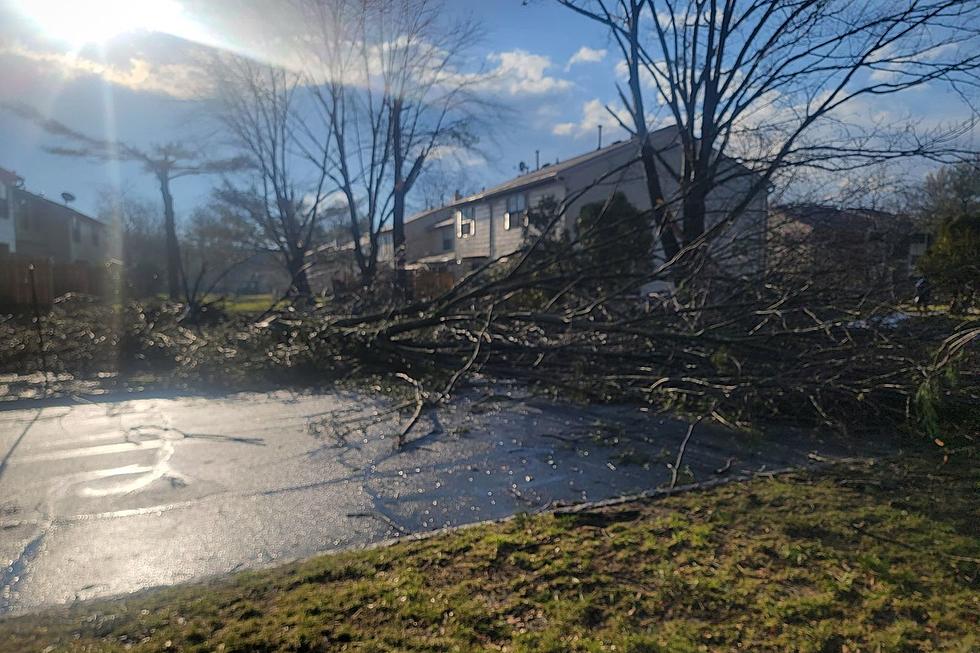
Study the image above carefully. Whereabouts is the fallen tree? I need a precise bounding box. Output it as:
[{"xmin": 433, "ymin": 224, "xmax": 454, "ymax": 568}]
[
  {"xmin": 2, "ymin": 192, "xmax": 975, "ymax": 442},
  {"xmin": 294, "ymin": 191, "xmax": 978, "ymax": 444}
]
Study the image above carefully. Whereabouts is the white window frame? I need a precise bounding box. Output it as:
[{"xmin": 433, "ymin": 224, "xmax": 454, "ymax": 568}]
[
  {"xmin": 504, "ymin": 193, "xmax": 527, "ymax": 230},
  {"xmin": 456, "ymin": 208, "xmax": 475, "ymax": 238}
]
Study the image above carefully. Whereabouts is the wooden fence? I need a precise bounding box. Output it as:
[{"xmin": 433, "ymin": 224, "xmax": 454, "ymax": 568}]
[{"xmin": 0, "ymin": 257, "xmax": 107, "ymax": 308}]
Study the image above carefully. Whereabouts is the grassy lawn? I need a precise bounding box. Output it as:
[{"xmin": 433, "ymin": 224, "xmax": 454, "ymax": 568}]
[
  {"xmin": 2, "ymin": 450, "xmax": 977, "ymax": 652},
  {"xmin": 220, "ymin": 294, "xmax": 284, "ymax": 314}
]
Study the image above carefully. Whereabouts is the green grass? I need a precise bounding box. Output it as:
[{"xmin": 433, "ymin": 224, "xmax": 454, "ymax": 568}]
[
  {"xmin": 149, "ymin": 293, "xmax": 283, "ymax": 313},
  {"xmin": 219, "ymin": 294, "xmax": 284, "ymax": 314},
  {"xmin": 2, "ymin": 450, "xmax": 977, "ymax": 652}
]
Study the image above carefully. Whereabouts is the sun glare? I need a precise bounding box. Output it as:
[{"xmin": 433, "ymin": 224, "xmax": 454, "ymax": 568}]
[{"xmin": 16, "ymin": 0, "xmax": 188, "ymax": 47}]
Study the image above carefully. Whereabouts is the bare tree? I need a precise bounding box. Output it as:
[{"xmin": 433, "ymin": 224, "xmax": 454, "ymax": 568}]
[
  {"xmin": 96, "ymin": 191, "xmax": 166, "ymax": 299},
  {"xmin": 2, "ymin": 102, "xmax": 247, "ymax": 300},
  {"xmin": 553, "ymin": 0, "xmax": 980, "ymax": 268},
  {"xmin": 206, "ymin": 56, "xmax": 331, "ymax": 297},
  {"xmin": 178, "ymin": 202, "xmax": 264, "ymax": 320},
  {"xmin": 298, "ymin": 0, "xmax": 490, "ymax": 289}
]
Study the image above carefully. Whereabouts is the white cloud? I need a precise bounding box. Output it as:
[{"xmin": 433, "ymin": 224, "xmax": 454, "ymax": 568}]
[
  {"xmin": 428, "ymin": 144, "xmax": 484, "ymax": 167},
  {"xmin": 3, "ymin": 44, "xmax": 206, "ymax": 99},
  {"xmin": 552, "ymin": 98, "xmax": 632, "ymax": 139},
  {"xmin": 566, "ymin": 46, "xmax": 606, "ymax": 69},
  {"xmin": 484, "ymin": 50, "xmax": 572, "ymax": 95}
]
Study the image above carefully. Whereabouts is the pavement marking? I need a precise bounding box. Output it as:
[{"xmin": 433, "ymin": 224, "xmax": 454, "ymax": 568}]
[
  {"xmin": 25, "ymin": 429, "xmax": 130, "ymax": 451},
  {"xmin": 9, "ymin": 439, "xmax": 166, "ymax": 464}
]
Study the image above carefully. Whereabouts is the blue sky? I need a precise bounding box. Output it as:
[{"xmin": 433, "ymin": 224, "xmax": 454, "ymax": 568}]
[{"xmin": 0, "ymin": 0, "xmax": 974, "ymax": 220}]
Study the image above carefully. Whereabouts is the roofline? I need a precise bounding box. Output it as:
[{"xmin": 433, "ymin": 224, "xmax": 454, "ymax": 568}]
[
  {"xmin": 14, "ymin": 186, "xmax": 105, "ymax": 226},
  {"xmin": 406, "ymin": 124, "xmax": 776, "ymax": 222},
  {"xmin": 448, "ymin": 174, "xmax": 560, "ymax": 207}
]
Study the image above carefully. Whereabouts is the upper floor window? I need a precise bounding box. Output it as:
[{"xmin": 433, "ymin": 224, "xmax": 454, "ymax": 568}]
[
  {"xmin": 442, "ymin": 232, "xmax": 453, "ymax": 251},
  {"xmin": 504, "ymin": 193, "xmax": 527, "ymax": 230},
  {"xmin": 456, "ymin": 205, "xmax": 475, "ymax": 238},
  {"xmin": 72, "ymin": 217, "xmax": 81, "ymax": 242},
  {"xmin": 0, "ymin": 184, "xmax": 7, "ymax": 219}
]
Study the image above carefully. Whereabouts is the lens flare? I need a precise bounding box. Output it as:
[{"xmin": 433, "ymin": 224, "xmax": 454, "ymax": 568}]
[{"xmin": 15, "ymin": 0, "xmax": 192, "ymax": 47}]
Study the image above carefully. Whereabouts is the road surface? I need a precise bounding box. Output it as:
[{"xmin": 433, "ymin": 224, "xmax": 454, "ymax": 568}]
[{"xmin": 0, "ymin": 387, "xmax": 883, "ymax": 613}]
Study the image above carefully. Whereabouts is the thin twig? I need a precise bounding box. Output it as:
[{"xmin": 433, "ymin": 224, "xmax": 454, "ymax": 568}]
[{"xmin": 670, "ymin": 416, "xmax": 703, "ymax": 489}]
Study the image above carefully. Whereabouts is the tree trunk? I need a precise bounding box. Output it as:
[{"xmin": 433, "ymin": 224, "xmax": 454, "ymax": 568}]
[
  {"xmin": 360, "ymin": 259, "xmax": 376, "ymax": 289},
  {"xmin": 639, "ymin": 140, "xmax": 682, "ymax": 262},
  {"xmin": 391, "ymin": 98, "xmax": 408, "ymax": 298},
  {"xmin": 623, "ymin": 3, "xmax": 681, "ymax": 266},
  {"xmin": 286, "ymin": 249, "xmax": 312, "ymax": 297},
  {"xmin": 158, "ymin": 174, "xmax": 182, "ymax": 301},
  {"xmin": 682, "ymin": 182, "xmax": 707, "ymax": 248}
]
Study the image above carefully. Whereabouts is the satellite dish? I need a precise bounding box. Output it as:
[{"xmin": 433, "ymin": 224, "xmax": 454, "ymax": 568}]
[
  {"xmin": 61, "ymin": 192, "xmax": 76, "ymax": 205},
  {"xmin": 518, "ymin": 161, "xmax": 528, "ymax": 174}
]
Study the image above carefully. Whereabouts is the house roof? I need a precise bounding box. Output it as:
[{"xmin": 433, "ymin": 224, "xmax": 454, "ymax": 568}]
[
  {"xmin": 774, "ymin": 204, "xmax": 908, "ymax": 232},
  {"xmin": 405, "ymin": 126, "xmax": 679, "ymax": 223},
  {"xmin": 409, "ymin": 253, "xmax": 456, "ymax": 266},
  {"xmin": 15, "ymin": 187, "xmax": 106, "ymax": 227}
]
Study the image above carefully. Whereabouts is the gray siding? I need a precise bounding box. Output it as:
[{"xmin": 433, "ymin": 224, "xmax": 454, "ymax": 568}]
[
  {"xmin": 454, "ymin": 201, "xmax": 491, "ymax": 260},
  {"xmin": 409, "ymin": 127, "xmax": 768, "ymax": 283},
  {"xmin": 405, "ymin": 207, "xmax": 454, "ymax": 262}
]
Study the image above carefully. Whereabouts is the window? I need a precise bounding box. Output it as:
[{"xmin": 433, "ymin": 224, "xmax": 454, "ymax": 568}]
[
  {"xmin": 0, "ymin": 184, "xmax": 7, "ymax": 219},
  {"xmin": 72, "ymin": 217, "xmax": 81, "ymax": 242},
  {"xmin": 504, "ymin": 193, "xmax": 527, "ymax": 230},
  {"xmin": 456, "ymin": 206, "xmax": 475, "ymax": 238},
  {"xmin": 442, "ymin": 232, "xmax": 453, "ymax": 251}
]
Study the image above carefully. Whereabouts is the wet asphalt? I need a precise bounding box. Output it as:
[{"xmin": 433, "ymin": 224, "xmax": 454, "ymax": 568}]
[{"xmin": 0, "ymin": 386, "xmax": 888, "ymax": 613}]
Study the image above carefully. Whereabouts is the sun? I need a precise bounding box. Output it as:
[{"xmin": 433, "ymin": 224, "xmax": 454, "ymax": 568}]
[{"xmin": 15, "ymin": 0, "xmax": 187, "ymax": 47}]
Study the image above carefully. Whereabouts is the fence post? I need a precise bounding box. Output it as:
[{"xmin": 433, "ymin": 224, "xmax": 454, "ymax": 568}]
[{"xmin": 28, "ymin": 263, "xmax": 49, "ymax": 392}]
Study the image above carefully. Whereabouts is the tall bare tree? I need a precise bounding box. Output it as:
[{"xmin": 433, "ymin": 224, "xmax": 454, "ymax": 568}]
[
  {"xmin": 206, "ymin": 56, "xmax": 332, "ymax": 297},
  {"xmin": 298, "ymin": 0, "xmax": 489, "ymax": 289},
  {"xmin": 2, "ymin": 102, "xmax": 247, "ymax": 300},
  {"xmin": 554, "ymin": 0, "xmax": 980, "ymax": 265}
]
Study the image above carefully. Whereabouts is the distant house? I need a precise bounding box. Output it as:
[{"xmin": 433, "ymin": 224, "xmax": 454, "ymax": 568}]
[
  {"xmin": 12, "ymin": 188, "xmax": 114, "ymax": 265},
  {"xmin": 402, "ymin": 125, "xmax": 768, "ymax": 286},
  {"xmin": 0, "ymin": 166, "xmax": 118, "ymax": 304},
  {"xmin": 769, "ymin": 204, "xmax": 923, "ymax": 289},
  {"xmin": 0, "ymin": 168, "xmax": 19, "ymax": 256}
]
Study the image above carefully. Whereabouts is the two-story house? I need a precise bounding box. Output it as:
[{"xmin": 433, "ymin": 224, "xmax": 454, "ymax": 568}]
[
  {"xmin": 13, "ymin": 189, "xmax": 112, "ymax": 265},
  {"xmin": 403, "ymin": 125, "xmax": 768, "ymax": 285},
  {"xmin": 0, "ymin": 166, "xmax": 118, "ymax": 304},
  {"xmin": 0, "ymin": 166, "xmax": 114, "ymax": 265},
  {"xmin": 0, "ymin": 168, "xmax": 19, "ymax": 256}
]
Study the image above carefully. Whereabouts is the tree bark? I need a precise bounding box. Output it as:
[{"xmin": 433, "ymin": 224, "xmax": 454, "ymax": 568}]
[
  {"xmin": 391, "ymin": 98, "xmax": 408, "ymax": 298},
  {"xmin": 639, "ymin": 141, "xmax": 682, "ymax": 261},
  {"xmin": 286, "ymin": 249, "xmax": 312, "ymax": 297},
  {"xmin": 158, "ymin": 173, "xmax": 182, "ymax": 301}
]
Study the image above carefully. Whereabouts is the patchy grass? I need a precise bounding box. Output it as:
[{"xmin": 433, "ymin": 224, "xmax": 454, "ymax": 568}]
[
  {"xmin": 217, "ymin": 294, "xmax": 284, "ymax": 314},
  {"xmin": 2, "ymin": 450, "xmax": 977, "ymax": 652}
]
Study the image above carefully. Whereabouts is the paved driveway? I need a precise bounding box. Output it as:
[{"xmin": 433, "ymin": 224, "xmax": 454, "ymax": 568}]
[{"xmin": 0, "ymin": 388, "xmax": 882, "ymax": 613}]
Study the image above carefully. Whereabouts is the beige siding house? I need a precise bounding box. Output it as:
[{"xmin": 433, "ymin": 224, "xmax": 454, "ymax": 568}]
[{"xmin": 403, "ymin": 125, "xmax": 768, "ymax": 285}]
